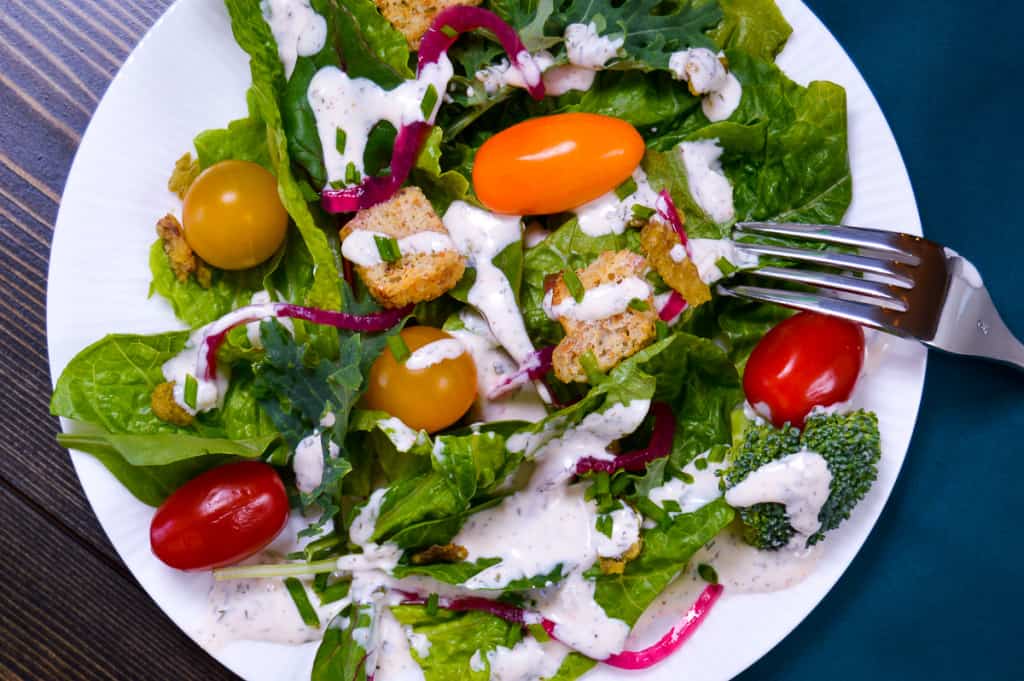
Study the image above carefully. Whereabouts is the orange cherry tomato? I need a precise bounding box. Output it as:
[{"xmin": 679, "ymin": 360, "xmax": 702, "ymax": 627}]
[
  {"xmin": 364, "ymin": 326, "xmax": 477, "ymax": 433},
  {"xmin": 182, "ymin": 160, "xmax": 289, "ymax": 270},
  {"xmin": 472, "ymin": 113, "xmax": 645, "ymax": 215}
]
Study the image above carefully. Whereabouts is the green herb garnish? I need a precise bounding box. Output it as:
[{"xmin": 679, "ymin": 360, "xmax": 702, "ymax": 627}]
[
  {"xmin": 563, "ymin": 267, "xmax": 585, "ymax": 302},
  {"xmin": 426, "ymin": 592, "xmax": 440, "ymax": 616},
  {"xmin": 335, "ymin": 128, "xmax": 347, "ymax": 154},
  {"xmin": 345, "ymin": 162, "xmax": 360, "ymax": 185},
  {"xmin": 698, "ymin": 563, "xmax": 719, "ymax": 585},
  {"xmin": 635, "ymin": 497, "xmax": 670, "ymax": 527},
  {"xmin": 661, "ymin": 499, "xmax": 682, "ymax": 514},
  {"xmin": 421, "ymin": 84, "xmax": 439, "ymax": 119},
  {"xmin": 317, "ymin": 580, "xmax": 352, "ymax": 606},
  {"xmin": 580, "ymin": 351, "xmax": 604, "ymax": 384},
  {"xmin": 440, "ymin": 25, "xmax": 458, "ymax": 38},
  {"xmin": 183, "ymin": 374, "xmax": 198, "ymax": 410},
  {"xmin": 716, "ymin": 257, "xmax": 738, "ymax": 276},
  {"xmin": 387, "ymin": 333, "xmax": 411, "ymax": 362},
  {"xmin": 284, "ymin": 578, "xmax": 321, "ymax": 628},
  {"xmin": 375, "ymin": 235, "xmax": 402, "ymax": 263},
  {"xmin": 628, "ymin": 298, "xmax": 650, "ymax": 312},
  {"xmin": 615, "ymin": 177, "xmax": 638, "ymax": 200},
  {"xmin": 596, "ymin": 514, "xmax": 614, "ymax": 538},
  {"xmin": 631, "ymin": 204, "xmax": 656, "ymax": 221}
]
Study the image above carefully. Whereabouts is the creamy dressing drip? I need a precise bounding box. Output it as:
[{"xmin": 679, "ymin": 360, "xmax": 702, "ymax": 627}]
[
  {"xmin": 678, "ymin": 139, "xmax": 735, "ymax": 224},
  {"xmin": 376, "ymin": 415, "xmax": 430, "ymax": 452},
  {"xmin": 572, "ymin": 168, "xmax": 659, "ymax": 237},
  {"xmin": 647, "ymin": 453, "xmax": 727, "ymax": 515},
  {"xmin": 308, "ymin": 56, "xmax": 453, "ymax": 185},
  {"xmin": 260, "ymin": 0, "xmax": 327, "ymax": 79},
  {"xmin": 688, "ymin": 238, "xmax": 759, "ymax": 284},
  {"xmin": 245, "ymin": 290, "xmax": 294, "ymax": 350},
  {"xmin": 443, "ymin": 202, "xmax": 535, "ymax": 364},
  {"xmin": 371, "ymin": 608, "xmax": 427, "ymax": 681},
  {"xmin": 477, "ymin": 51, "xmax": 556, "ymax": 94},
  {"xmin": 293, "ymin": 432, "xmax": 340, "ymax": 493},
  {"xmin": 543, "ymin": 277, "xmax": 651, "ymax": 322},
  {"xmin": 404, "ymin": 339, "xmax": 466, "ymax": 371},
  {"xmin": 564, "ymin": 22, "xmax": 623, "ymax": 69},
  {"xmin": 725, "ymin": 449, "xmax": 832, "ymax": 537},
  {"xmin": 668, "ymin": 48, "xmax": 742, "ymax": 122},
  {"xmin": 534, "ymin": 572, "xmax": 630, "ymax": 659},
  {"xmin": 487, "ymin": 638, "xmax": 570, "ymax": 681},
  {"xmin": 341, "ymin": 230, "xmax": 457, "ymax": 268},
  {"xmin": 448, "ymin": 311, "xmax": 549, "ymax": 423}
]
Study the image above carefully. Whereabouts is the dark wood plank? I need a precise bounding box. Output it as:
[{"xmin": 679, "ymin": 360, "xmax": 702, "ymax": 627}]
[{"xmin": 0, "ymin": 483, "xmax": 235, "ymax": 680}]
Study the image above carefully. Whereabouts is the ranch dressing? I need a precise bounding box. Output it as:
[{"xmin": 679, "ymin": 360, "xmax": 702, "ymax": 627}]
[
  {"xmin": 543, "ymin": 277, "xmax": 651, "ymax": 322},
  {"xmin": 668, "ymin": 48, "xmax": 742, "ymax": 122},
  {"xmin": 292, "ymin": 432, "xmax": 340, "ymax": 493},
  {"xmin": 443, "ymin": 202, "xmax": 535, "ymax": 364},
  {"xmin": 534, "ymin": 572, "xmax": 630, "ymax": 660},
  {"xmin": 341, "ymin": 230, "xmax": 457, "ymax": 268},
  {"xmin": 678, "ymin": 139, "xmax": 735, "ymax": 224},
  {"xmin": 477, "ymin": 51, "xmax": 556, "ymax": 94},
  {"xmin": 646, "ymin": 452, "xmax": 727, "ymax": 515},
  {"xmin": 572, "ymin": 168, "xmax": 659, "ymax": 237},
  {"xmin": 308, "ymin": 56, "xmax": 454, "ymax": 185},
  {"xmin": 261, "ymin": 0, "xmax": 327, "ymax": 79},
  {"xmin": 724, "ymin": 449, "xmax": 832, "ymax": 537},
  {"xmin": 564, "ymin": 22, "xmax": 623, "ymax": 68},
  {"xmin": 404, "ymin": 339, "xmax": 466, "ymax": 370},
  {"xmin": 487, "ymin": 637, "xmax": 570, "ymax": 681}
]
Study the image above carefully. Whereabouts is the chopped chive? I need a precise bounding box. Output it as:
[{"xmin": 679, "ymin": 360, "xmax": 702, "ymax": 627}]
[
  {"xmin": 615, "ymin": 177, "xmax": 638, "ymax": 200},
  {"xmin": 562, "ymin": 267, "xmax": 585, "ymax": 302},
  {"xmin": 679, "ymin": 471, "xmax": 695, "ymax": 484},
  {"xmin": 421, "ymin": 84, "xmax": 439, "ymax": 119},
  {"xmin": 317, "ymin": 580, "xmax": 352, "ymax": 605},
  {"xmin": 661, "ymin": 499, "xmax": 682, "ymax": 514},
  {"xmin": 635, "ymin": 497, "xmax": 670, "ymax": 527},
  {"xmin": 335, "ymin": 128, "xmax": 347, "ymax": 154},
  {"xmin": 655, "ymin": 320, "xmax": 670, "ymax": 340},
  {"xmin": 329, "ymin": 179, "xmax": 345, "ymax": 190},
  {"xmin": 284, "ymin": 578, "xmax": 321, "ymax": 628},
  {"xmin": 528, "ymin": 622, "xmax": 551, "ymax": 642},
  {"xmin": 304, "ymin": 534, "xmax": 343, "ymax": 562},
  {"xmin": 694, "ymin": 457, "xmax": 708, "ymax": 471},
  {"xmin": 645, "ymin": 269, "xmax": 669, "ymax": 293},
  {"xmin": 707, "ymin": 444, "xmax": 728, "ymax": 464},
  {"xmin": 440, "ymin": 24, "xmax": 459, "ymax": 38},
  {"xmin": 628, "ymin": 298, "xmax": 650, "ymax": 312},
  {"xmin": 345, "ymin": 162, "xmax": 360, "ymax": 185},
  {"xmin": 697, "ymin": 563, "xmax": 719, "ymax": 585},
  {"xmin": 596, "ymin": 514, "xmax": 614, "ymax": 538},
  {"xmin": 631, "ymin": 204, "xmax": 656, "ymax": 221},
  {"xmin": 597, "ymin": 495, "xmax": 617, "ymax": 514},
  {"xmin": 387, "ymin": 334, "xmax": 411, "ymax": 363},
  {"xmin": 184, "ymin": 374, "xmax": 198, "ymax": 410},
  {"xmin": 426, "ymin": 592, "xmax": 440, "ymax": 616},
  {"xmin": 579, "ymin": 351, "xmax": 604, "ymax": 385},
  {"xmin": 716, "ymin": 256, "xmax": 738, "ymax": 276},
  {"xmin": 374, "ymin": 235, "xmax": 402, "ymax": 263},
  {"xmin": 314, "ymin": 572, "xmax": 329, "ymax": 591},
  {"xmin": 593, "ymin": 472, "xmax": 610, "ymax": 496}
]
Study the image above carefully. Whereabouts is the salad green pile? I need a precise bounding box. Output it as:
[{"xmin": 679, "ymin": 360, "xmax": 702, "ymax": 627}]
[{"xmin": 50, "ymin": 0, "xmax": 882, "ymax": 679}]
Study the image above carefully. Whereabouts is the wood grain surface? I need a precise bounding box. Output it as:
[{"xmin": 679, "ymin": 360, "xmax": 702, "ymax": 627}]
[{"xmin": 0, "ymin": 1, "xmax": 236, "ymax": 678}]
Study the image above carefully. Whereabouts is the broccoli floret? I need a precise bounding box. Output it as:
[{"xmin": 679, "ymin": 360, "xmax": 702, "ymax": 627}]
[{"xmin": 723, "ymin": 410, "xmax": 881, "ymax": 550}]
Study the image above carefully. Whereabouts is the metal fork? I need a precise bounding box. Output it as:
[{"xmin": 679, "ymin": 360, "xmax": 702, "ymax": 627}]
[{"xmin": 718, "ymin": 222, "xmax": 1024, "ymax": 369}]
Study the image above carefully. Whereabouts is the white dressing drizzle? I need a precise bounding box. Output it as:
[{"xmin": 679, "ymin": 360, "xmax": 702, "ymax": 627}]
[
  {"xmin": 678, "ymin": 139, "xmax": 735, "ymax": 224},
  {"xmin": 686, "ymin": 237, "xmax": 759, "ymax": 284},
  {"xmin": 341, "ymin": 230, "xmax": 457, "ymax": 268},
  {"xmin": 443, "ymin": 202, "xmax": 535, "ymax": 364},
  {"xmin": 668, "ymin": 48, "xmax": 742, "ymax": 122},
  {"xmin": 543, "ymin": 277, "xmax": 651, "ymax": 322},
  {"xmin": 534, "ymin": 572, "xmax": 630, "ymax": 660},
  {"xmin": 724, "ymin": 449, "xmax": 832, "ymax": 538},
  {"xmin": 405, "ymin": 339, "xmax": 466, "ymax": 371},
  {"xmin": 308, "ymin": 56, "xmax": 454, "ymax": 185},
  {"xmin": 564, "ymin": 22, "xmax": 623, "ymax": 69},
  {"xmin": 647, "ymin": 452, "xmax": 727, "ymax": 516},
  {"xmin": 572, "ymin": 168, "xmax": 659, "ymax": 237},
  {"xmin": 260, "ymin": 0, "xmax": 327, "ymax": 79},
  {"xmin": 487, "ymin": 637, "xmax": 570, "ymax": 681},
  {"xmin": 293, "ymin": 433, "xmax": 340, "ymax": 493}
]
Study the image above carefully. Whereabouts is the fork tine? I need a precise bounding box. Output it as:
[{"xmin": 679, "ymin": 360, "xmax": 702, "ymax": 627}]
[
  {"xmin": 747, "ymin": 267, "xmax": 910, "ymax": 311},
  {"xmin": 735, "ymin": 222, "xmax": 921, "ymax": 264},
  {"xmin": 718, "ymin": 284, "xmax": 905, "ymax": 335},
  {"xmin": 733, "ymin": 243, "xmax": 916, "ymax": 286}
]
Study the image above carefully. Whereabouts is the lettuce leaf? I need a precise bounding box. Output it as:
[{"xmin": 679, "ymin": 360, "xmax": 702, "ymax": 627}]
[
  {"xmin": 312, "ymin": 606, "xmax": 373, "ymax": 681},
  {"xmin": 709, "ymin": 0, "xmax": 792, "ymax": 61},
  {"xmin": 411, "ymin": 127, "xmax": 473, "ymax": 213},
  {"xmin": 593, "ymin": 498, "xmax": 734, "ymax": 624},
  {"xmin": 224, "ymin": 0, "xmax": 342, "ymax": 310},
  {"xmin": 194, "ymin": 87, "xmax": 274, "ymax": 170}
]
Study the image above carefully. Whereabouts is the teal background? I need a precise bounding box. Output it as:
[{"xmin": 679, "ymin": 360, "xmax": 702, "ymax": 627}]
[{"xmin": 739, "ymin": 1, "xmax": 1023, "ymax": 679}]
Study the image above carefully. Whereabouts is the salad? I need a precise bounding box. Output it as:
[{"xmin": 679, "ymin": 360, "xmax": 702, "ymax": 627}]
[{"xmin": 50, "ymin": 0, "xmax": 884, "ymax": 679}]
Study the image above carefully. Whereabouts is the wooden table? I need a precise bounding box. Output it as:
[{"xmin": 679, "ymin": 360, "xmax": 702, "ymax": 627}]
[{"xmin": 3, "ymin": 1, "xmax": 1023, "ymax": 680}]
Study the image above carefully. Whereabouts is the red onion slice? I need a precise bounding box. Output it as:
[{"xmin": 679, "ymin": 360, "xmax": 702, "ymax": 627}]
[
  {"xmin": 656, "ymin": 190, "xmax": 690, "ymax": 252},
  {"xmin": 658, "ymin": 291, "xmax": 688, "ymax": 322},
  {"xmin": 574, "ymin": 402, "xmax": 675, "ymax": 475},
  {"xmin": 418, "ymin": 6, "xmax": 546, "ymax": 101},
  {"xmin": 321, "ymin": 122, "xmax": 433, "ymax": 214},
  {"xmin": 202, "ymin": 303, "xmax": 410, "ymax": 379},
  {"xmin": 399, "ymin": 592, "xmax": 538, "ymax": 626}
]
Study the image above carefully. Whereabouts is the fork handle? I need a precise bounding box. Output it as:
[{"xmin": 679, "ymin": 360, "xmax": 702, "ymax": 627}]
[{"xmin": 929, "ymin": 265, "xmax": 1024, "ymax": 370}]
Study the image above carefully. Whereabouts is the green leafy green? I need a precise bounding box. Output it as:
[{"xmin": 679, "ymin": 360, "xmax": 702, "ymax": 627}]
[
  {"xmin": 193, "ymin": 87, "xmax": 274, "ymax": 170},
  {"xmin": 709, "ymin": 0, "xmax": 793, "ymax": 61},
  {"xmin": 411, "ymin": 127, "xmax": 473, "ymax": 213},
  {"xmin": 312, "ymin": 607, "xmax": 372, "ymax": 681}
]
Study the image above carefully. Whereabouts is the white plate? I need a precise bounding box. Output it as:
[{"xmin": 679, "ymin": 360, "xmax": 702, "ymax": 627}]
[{"xmin": 46, "ymin": 1, "xmax": 925, "ymax": 679}]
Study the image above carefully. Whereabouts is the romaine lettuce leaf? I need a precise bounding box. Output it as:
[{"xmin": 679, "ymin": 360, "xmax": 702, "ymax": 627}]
[
  {"xmin": 193, "ymin": 87, "xmax": 274, "ymax": 170},
  {"xmin": 312, "ymin": 606, "xmax": 373, "ymax": 681},
  {"xmin": 709, "ymin": 0, "xmax": 793, "ymax": 61}
]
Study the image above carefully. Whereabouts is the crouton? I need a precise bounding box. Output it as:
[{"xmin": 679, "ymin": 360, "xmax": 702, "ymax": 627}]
[
  {"xmin": 411, "ymin": 543, "xmax": 469, "ymax": 565},
  {"xmin": 151, "ymin": 381, "xmax": 194, "ymax": 427},
  {"xmin": 168, "ymin": 152, "xmax": 200, "ymax": 199},
  {"xmin": 156, "ymin": 213, "xmax": 212, "ymax": 287},
  {"xmin": 374, "ymin": 0, "xmax": 483, "ymax": 49},
  {"xmin": 599, "ymin": 539, "xmax": 643, "ymax": 575},
  {"xmin": 640, "ymin": 218, "xmax": 711, "ymax": 308},
  {"xmin": 340, "ymin": 187, "xmax": 465, "ymax": 309},
  {"xmin": 550, "ymin": 250, "xmax": 657, "ymax": 383}
]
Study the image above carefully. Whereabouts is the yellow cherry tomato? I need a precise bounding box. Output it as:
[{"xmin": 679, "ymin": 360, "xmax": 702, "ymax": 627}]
[
  {"xmin": 364, "ymin": 327, "xmax": 477, "ymax": 433},
  {"xmin": 472, "ymin": 113, "xmax": 645, "ymax": 216},
  {"xmin": 182, "ymin": 160, "xmax": 288, "ymax": 270}
]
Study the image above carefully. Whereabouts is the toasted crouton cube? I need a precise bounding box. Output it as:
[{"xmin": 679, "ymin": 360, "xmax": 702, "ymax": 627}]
[
  {"xmin": 411, "ymin": 543, "xmax": 469, "ymax": 565},
  {"xmin": 550, "ymin": 250, "xmax": 657, "ymax": 383},
  {"xmin": 599, "ymin": 539, "xmax": 643, "ymax": 575},
  {"xmin": 156, "ymin": 213, "xmax": 212, "ymax": 287},
  {"xmin": 340, "ymin": 187, "xmax": 465, "ymax": 309},
  {"xmin": 373, "ymin": 0, "xmax": 484, "ymax": 49},
  {"xmin": 151, "ymin": 381, "xmax": 194, "ymax": 427},
  {"xmin": 640, "ymin": 219, "xmax": 711, "ymax": 308}
]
